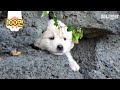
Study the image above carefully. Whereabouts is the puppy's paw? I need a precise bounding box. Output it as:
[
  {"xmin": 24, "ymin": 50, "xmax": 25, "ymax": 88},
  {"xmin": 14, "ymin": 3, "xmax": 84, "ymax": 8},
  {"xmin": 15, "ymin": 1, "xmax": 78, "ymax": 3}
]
[{"xmin": 69, "ymin": 61, "xmax": 80, "ymax": 71}]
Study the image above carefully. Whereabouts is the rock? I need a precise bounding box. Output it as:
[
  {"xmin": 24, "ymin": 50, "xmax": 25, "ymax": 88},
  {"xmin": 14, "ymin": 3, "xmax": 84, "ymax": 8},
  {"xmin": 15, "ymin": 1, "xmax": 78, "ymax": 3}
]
[
  {"xmin": 0, "ymin": 11, "xmax": 120, "ymax": 79},
  {"xmin": 72, "ymin": 34, "xmax": 120, "ymax": 79},
  {"xmin": 1, "ymin": 11, "xmax": 120, "ymax": 52},
  {"xmin": 95, "ymin": 34, "xmax": 120, "ymax": 79},
  {"xmin": 0, "ymin": 46, "xmax": 83, "ymax": 79},
  {"xmin": 0, "ymin": 11, "xmax": 7, "ymax": 22},
  {"xmin": 88, "ymin": 70, "xmax": 106, "ymax": 79},
  {"xmin": 0, "ymin": 11, "xmax": 49, "ymax": 52},
  {"xmin": 1, "ymin": 34, "xmax": 120, "ymax": 79},
  {"xmin": 71, "ymin": 38, "xmax": 98, "ymax": 79},
  {"xmin": 50, "ymin": 11, "xmax": 120, "ymax": 35}
]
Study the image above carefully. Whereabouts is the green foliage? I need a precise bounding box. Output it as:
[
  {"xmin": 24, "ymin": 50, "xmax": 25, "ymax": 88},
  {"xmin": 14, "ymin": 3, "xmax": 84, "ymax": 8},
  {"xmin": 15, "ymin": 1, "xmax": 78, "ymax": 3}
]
[
  {"xmin": 67, "ymin": 25, "xmax": 83, "ymax": 43},
  {"xmin": 53, "ymin": 16, "xmax": 58, "ymax": 27},
  {"xmin": 41, "ymin": 11, "xmax": 49, "ymax": 17},
  {"xmin": 67, "ymin": 25, "xmax": 74, "ymax": 31},
  {"xmin": 72, "ymin": 27, "xmax": 83, "ymax": 43}
]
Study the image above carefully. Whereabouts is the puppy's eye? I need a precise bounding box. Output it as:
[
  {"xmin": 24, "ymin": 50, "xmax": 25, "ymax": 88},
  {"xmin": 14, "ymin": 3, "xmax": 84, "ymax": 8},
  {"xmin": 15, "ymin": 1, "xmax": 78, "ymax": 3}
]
[
  {"xmin": 49, "ymin": 37, "xmax": 54, "ymax": 40},
  {"xmin": 64, "ymin": 37, "xmax": 67, "ymax": 41}
]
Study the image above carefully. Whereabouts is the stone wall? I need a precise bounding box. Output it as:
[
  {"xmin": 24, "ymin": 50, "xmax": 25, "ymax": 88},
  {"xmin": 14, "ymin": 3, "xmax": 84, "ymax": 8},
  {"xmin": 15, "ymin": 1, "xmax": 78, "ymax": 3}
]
[{"xmin": 0, "ymin": 11, "xmax": 119, "ymax": 79}]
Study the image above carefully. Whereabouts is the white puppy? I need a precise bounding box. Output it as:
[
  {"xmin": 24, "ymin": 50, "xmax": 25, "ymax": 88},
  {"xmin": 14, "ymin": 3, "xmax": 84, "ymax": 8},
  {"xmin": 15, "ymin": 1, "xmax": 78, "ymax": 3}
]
[{"xmin": 34, "ymin": 19, "xmax": 80, "ymax": 71}]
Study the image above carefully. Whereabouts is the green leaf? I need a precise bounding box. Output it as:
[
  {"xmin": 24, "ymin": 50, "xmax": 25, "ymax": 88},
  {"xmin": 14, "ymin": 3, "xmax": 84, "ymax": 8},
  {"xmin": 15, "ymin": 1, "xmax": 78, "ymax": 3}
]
[
  {"xmin": 79, "ymin": 30, "xmax": 83, "ymax": 39},
  {"xmin": 67, "ymin": 25, "xmax": 74, "ymax": 31},
  {"xmin": 54, "ymin": 16, "xmax": 58, "ymax": 27},
  {"xmin": 41, "ymin": 11, "xmax": 49, "ymax": 17},
  {"xmin": 72, "ymin": 27, "xmax": 83, "ymax": 43}
]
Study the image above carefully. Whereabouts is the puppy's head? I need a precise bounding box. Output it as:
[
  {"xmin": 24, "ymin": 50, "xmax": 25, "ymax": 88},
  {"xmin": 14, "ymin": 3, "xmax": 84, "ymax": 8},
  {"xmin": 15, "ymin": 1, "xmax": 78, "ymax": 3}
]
[{"xmin": 34, "ymin": 19, "xmax": 74, "ymax": 55}]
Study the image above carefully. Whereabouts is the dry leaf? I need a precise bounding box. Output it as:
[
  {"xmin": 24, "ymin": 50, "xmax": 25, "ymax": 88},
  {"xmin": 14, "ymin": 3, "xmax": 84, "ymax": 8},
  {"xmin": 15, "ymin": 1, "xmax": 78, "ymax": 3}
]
[{"xmin": 10, "ymin": 49, "xmax": 21, "ymax": 56}]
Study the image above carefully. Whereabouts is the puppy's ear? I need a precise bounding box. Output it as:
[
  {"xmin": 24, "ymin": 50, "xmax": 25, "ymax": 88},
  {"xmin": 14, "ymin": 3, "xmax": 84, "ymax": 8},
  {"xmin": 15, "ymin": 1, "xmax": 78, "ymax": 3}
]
[{"xmin": 47, "ymin": 19, "xmax": 56, "ymax": 31}]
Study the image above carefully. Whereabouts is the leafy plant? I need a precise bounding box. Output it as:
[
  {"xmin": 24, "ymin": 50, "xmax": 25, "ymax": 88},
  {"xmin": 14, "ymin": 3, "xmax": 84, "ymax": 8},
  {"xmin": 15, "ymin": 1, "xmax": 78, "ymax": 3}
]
[
  {"xmin": 53, "ymin": 16, "xmax": 58, "ymax": 27},
  {"xmin": 41, "ymin": 11, "xmax": 49, "ymax": 17},
  {"xmin": 67, "ymin": 25, "xmax": 83, "ymax": 44},
  {"xmin": 67, "ymin": 25, "xmax": 74, "ymax": 31},
  {"xmin": 72, "ymin": 27, "xmax": 83, "ymax": 44}
]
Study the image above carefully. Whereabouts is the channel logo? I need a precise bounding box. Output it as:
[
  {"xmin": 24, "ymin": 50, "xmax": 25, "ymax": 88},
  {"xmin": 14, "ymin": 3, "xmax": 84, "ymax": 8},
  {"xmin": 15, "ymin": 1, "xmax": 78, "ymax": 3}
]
[{"xmin": 5, "ymin": 11, "xmax": 24, "ymax": 32}]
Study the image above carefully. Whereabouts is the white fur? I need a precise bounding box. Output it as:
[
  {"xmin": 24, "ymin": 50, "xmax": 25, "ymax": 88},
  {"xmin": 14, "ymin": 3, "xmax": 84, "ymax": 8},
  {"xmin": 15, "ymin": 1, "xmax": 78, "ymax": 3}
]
[{"xmin": 34, "ymin": 19, "xmax": 80, "ymax": 71}]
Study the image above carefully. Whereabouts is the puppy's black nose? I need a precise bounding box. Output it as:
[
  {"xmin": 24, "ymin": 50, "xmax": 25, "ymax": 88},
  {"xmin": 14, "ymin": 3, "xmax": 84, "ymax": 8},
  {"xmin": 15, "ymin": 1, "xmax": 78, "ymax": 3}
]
[{"xmin": 57, "ymin": 45, "xmax": 63, "ymax": 51}]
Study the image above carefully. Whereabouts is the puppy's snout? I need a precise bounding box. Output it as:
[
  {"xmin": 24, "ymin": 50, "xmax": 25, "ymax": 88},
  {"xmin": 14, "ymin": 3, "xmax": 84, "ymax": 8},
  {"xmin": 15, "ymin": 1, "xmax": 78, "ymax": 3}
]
[{"xmin": 57, "ymin": 45, "xmax": 63, "ymax": 51}]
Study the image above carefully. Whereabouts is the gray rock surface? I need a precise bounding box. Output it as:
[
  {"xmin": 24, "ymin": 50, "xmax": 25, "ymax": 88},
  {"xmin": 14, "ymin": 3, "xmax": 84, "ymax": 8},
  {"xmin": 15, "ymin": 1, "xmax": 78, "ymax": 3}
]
[
  {"xmin": 0, "ymin": 46, "xmax": 83, "ymax": 79},
  {"xmin": 0, "ymin": 11, "xmax": 7, "ymax": 22},
  {"xmin": 95, "ymin": 34, "xmax": 120, "ymax": 79},
  {"xmin": 0, "ymin": 11, "xmax": 49, "ymax": 52},
  {"xmin": 0, "ymin": 11, "xmax": 120, "ymax": 79},
  {"xmin": 51, "ymin": 11, "xmax": 120, "ymax": 34}
]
